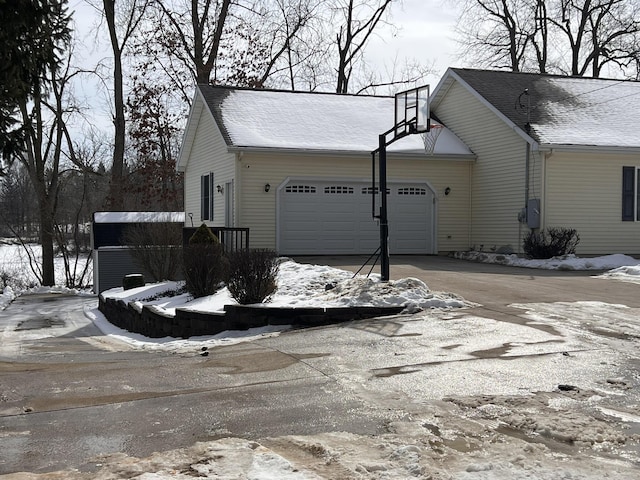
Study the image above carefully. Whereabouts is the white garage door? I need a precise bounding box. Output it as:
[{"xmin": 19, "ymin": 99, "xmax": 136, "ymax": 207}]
[{"xmin": 278, "ymin": 180, "xmax": 435, "ymax": 255}]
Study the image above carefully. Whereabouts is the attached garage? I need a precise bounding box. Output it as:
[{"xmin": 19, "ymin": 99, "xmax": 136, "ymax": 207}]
[
  {"xmin": 178, "ymin": 85, "xmax": 475, "ymax": 256},
  {"xmin": 278, "ymin": 179, "xmax": 435, "ymax": 255}
]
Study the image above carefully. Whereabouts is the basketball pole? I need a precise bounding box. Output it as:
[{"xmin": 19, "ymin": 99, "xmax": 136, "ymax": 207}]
[
  {"xmin": 372, "ymin": 83, "xmax": 429, "ymax": 283},
  {"xmin": 379, "ymin": 133, "xmax": 390, "ymax": 281}
]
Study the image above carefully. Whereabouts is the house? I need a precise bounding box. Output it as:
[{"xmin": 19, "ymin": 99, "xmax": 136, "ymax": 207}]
[
  {"xmin": 431, "ymin": 68, "xmax": 640, "ymax": 256},
  {"xmin": 177, "ymin": 70, "xmax": 640, "ymax": 257},
  {"xmin": 177, "ymin": 86, "xmax": 475, "ymax": 256}
]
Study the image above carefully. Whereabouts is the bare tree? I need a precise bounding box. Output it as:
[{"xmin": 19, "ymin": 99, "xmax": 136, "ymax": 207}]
[
  {"xmin": 532, "ymin": 0, "xmax": 549, "ymax": 72},
  {"xmin": 455, "ymin": 0, "xmax": 640, "ymax": 78},
  {"xmin": 271, "ymin": 0, "xmax": 328, "ymax": 90},
  {"xmin": 137, "ymin": 0, "xmax": 322, "ymax": 94},
  {"xmin": 456, "ymin": 0, "xmax": 542, "ymax": 72},
  {"xmin": 331, "ymin": 0, "xmax": 393, "ymax": 93},
  {"xmin": 101, "ymin": 0, "xmax": 150, "ymax": 210},
  {"xmin": 16, "ymin": 58, "xmax": 73, "ymax": 285},
  {"xmin": 149, "ymin": 0, "xmax": 232, "ymax": 89},
  {"xmin": 250, "ymin": 0, "xmax": 321, "ymax": 88},
  {"xmin": 551, "ymin": 0, "xmax": 640, "ymax": 77}
]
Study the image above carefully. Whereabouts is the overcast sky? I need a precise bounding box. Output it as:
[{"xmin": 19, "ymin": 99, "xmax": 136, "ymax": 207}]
[
  {"xmin": 368, "ymin": 0, "xmax": 460, "ymax": 82},
  {"xmin": 64, "ymin": 0, "xmax": 460, "ymax": 136}
]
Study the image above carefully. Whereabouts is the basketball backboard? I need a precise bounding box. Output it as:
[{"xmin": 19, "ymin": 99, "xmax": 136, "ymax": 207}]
[{"xmin": 394, "ymin": 85, "xmax": 430, "ymax": 138}]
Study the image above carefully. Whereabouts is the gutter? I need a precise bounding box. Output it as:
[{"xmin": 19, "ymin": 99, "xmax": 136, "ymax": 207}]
[
  {"xmin": 226, "ymin": 146, "xmax": 476, "ymax": 161},
  {"xmin": 538, "ymin": 144, "xmax": 640, "ymax": 154}
]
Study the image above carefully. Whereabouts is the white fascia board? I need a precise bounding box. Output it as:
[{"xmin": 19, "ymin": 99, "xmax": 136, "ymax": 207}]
[
  {"xmin": 177, "ymin": 88, "xmax": 207, "ymax": 173},
  {"xmin": 429, "ymin": 68, "xmax": 456, "ymax": 108}
]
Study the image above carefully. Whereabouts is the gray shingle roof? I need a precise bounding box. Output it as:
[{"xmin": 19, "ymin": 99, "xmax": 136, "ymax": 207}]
[{"xmin": 441, "ymin": 68, "xmax": 640, "ymax": 149}]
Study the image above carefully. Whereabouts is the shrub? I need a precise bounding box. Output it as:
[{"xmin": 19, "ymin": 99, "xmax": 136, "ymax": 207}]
[
  {"xmin": 183, "ymin": 224, "xmax": 229, "ymax": 298},
  {"xmin": 188, "ymin": 223, "xmax": 219, "ymax": 244},
  {"xmin": 523, "ymin": 227, "xmax": 580, "ymax": 259},
  {"xmin": 227, "ymin": 249, "xmax": 279, "ymax": 304},
  {"xmin": 123, "ymin": 222, "xmax": 183, "ymax": 282}
]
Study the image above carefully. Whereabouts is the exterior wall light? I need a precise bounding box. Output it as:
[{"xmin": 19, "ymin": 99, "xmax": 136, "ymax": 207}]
[
  {"xmin": 264, "ymin": 183, "xmax": 271, "ymax": 192},
  {"xmin": 217, "ymin": 185, "xmax": 223, "ymax": 194},
  {"xmin": 444, "ymin": 187, "xmax": 451, "ymax": 196}
]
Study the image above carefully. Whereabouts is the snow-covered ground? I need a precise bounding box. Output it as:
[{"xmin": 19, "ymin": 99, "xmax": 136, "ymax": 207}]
[
  {"xmin": 0, "ymin": 241, "xmax": 92, "ymax": 311},
  {"xmin": 4, "ymin": 246, "xmax": 640, "ymax": 479}
]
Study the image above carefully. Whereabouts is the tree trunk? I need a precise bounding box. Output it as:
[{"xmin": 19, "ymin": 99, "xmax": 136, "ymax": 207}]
[
  {"xmin": 104, "ymin": 0, "xmax": 126, "ymax": 210},
  {"xmin": 39, "ymin": 200, "xmax": 56, "ymax": 286}
]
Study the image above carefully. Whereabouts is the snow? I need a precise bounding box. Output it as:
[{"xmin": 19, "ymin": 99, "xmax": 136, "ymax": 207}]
[
  {"xmin": 93, "ymin": 211, "xmax": 185, "ymax": 223},
  {"xmin": 0, "ymin": 286, "xmax": 16, "ymax": 310},
  {"xmin": 452, "ymin": 251, "xmax": 640, "ymax": 271},
  {"xmin": 3, "ymin": 245, "xmax": 640, "ymax": 479},
  {"xmin": 0, "ymin": 242, "xmax": 93, "ymax": 291},
  {"xmin": 207, "ymin": 87, "xmax": 473, "ymax": 156},
  {"xmin": 93, "ymin": 259, "xmax": 467, "ymax": 352},
  {"xmin": 100, "ymin": 259, "xmax": 467, "ymax": 318},
  {"xmin": 534, "ymin": 77, "xmax": 640, "ymax": 149}
]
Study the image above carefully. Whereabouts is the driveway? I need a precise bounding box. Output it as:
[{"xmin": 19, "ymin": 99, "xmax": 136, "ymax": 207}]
[
  {"xmin": 293, "ymin": 253, "xmax": 640, "ymax": 317},
  {"xmin": 1, "ymin": 257, "xmax": 639, "ymax": 477}
]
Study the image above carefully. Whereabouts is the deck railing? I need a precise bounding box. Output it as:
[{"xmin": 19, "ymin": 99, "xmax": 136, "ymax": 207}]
[{"xmin": 182, "ymin": 227, "xmax": 250, "ymax": 252}]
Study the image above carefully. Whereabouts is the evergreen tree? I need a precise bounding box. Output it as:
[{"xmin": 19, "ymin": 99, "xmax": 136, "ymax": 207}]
[{"xmin": 0, "ymin": 0, "xmax": 70, "ymax": 167}]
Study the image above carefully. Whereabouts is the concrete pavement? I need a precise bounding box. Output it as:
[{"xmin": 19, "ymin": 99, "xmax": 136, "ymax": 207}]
[
  {"xmin": 292, "ymin": 253, "xmax": 640, "ymax": 318},
  {"xmin": 1, "ymin": 256, "xmax": 639, "ymax": 474}
]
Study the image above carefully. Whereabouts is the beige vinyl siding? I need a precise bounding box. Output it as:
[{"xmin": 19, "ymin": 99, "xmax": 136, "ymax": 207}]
[
  {"xmin": 182, "ymin": 110, "xmax": 235, "ymax": 227},
  {"xmin": 236, "ymin": 151, "xmax": 472, "ymax": 253},
  {"xmin": 434, "ymin": 82, "xmax": 541, "ymax": 253},
  {"xmin": 544, "ymin": 151, "xmax": 640, "ymax": 255}
]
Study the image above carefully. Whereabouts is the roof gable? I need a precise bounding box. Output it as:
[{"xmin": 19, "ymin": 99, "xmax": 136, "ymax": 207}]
[
  {"xmin": 433, "ymin": 68, "xmax": 640, "ymax": 150},
  {"xmin": 196, "ymin": 85, "xmax": 473, "ymax": 156}
]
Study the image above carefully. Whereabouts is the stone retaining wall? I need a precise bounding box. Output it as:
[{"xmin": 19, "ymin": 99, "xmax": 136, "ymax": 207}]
[{"xmin": 98, "ymin": 295, "xmax": 405, "ymax": 339}]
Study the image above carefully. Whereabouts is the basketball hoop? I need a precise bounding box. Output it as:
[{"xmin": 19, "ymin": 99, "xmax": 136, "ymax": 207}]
[{"xmin": 421, "ymin": 124, "xmax": 443, "ymax": 155}]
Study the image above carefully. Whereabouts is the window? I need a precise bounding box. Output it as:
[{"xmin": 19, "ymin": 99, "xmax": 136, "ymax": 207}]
[
  {"xmin": 361, "ymin": 187, "xmax": 389, "ymax": 195},
  {"xmin": 324, "ymin": 186, "xmax": 354, "ymax": 194},
  {"xmin": 201, "ymin": 173, "xmax": 214, "ymax": 221},
  {"xmin": 285, "ymin": 185, "xmax": 316, "ymax": 194},
  {"xmin": 398, "ymin": 187, "xmax": 427, "ymax": 195},
  {"xmin": 622, "ymin": 166, "xmax": 640, "ymax": 221}
]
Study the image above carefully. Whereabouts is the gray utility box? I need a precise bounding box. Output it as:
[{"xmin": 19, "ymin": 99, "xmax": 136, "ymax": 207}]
[{"xmin": 527, "ymin": 198, "xmax": 541, "ymax": 229}]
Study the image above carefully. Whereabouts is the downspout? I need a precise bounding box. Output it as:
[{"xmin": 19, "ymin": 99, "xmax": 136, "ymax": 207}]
[
  {"xmin": 541, "ymin": 149, "xmax": 550, "ymax": 232},
  {"xmin": 524, "ymin": 89, "xmax": 531, "ymax": 227},
  {"xmin": 236, "ymin": 151, "xmax": 243, "ymax": 227},
  {"xmin": 468, "ymin": 160, "xmax": 473, "ymax": 250},
  {"xmin": 525, "ymin": 139, "xmax": 530, "ymax": 220}
]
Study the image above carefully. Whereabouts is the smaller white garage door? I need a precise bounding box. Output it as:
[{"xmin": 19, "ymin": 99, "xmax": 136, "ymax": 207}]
[{"xmin": 278, "ymin": 180, "xmax": 435, "ymax": 255}]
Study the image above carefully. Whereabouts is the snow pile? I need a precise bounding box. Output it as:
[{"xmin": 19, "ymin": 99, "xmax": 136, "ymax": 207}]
[
  {"xmin": 0, "ymin": 286, "xmax": 16, "ymax": 310},
  {"xmin": 599, "ymin": 264, "xmax": 640, "ymax": 284},
  {"xmin": 453, "ymin": 251, "xmax": 640, "ymax": 270},
  {"xmin": 94, "ymin": 259, "xmax": 469, "ymax": 352},
  {"xmin": 101, "ymin": 259, "xmax": 469, "ymax": 315},
  {"xmin": 272, "ymin": 260, "xmax": 466, "ymax": 311}
]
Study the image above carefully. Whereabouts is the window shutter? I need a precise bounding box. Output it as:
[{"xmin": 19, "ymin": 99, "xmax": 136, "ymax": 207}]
[
  {"xmin": 201, "ymin": 174, "xmax": 211, "ymax": 221},
  {"xmin": 637, "ymin": 169, "xmax": 640, "ymax": 221},
  {"xmin": 622, "ymin": 167, "xmax": 635, "ymax": 221},
  {"xmin": 209, "ymin": 172, "xmax": 215, "ymax": 220}
]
